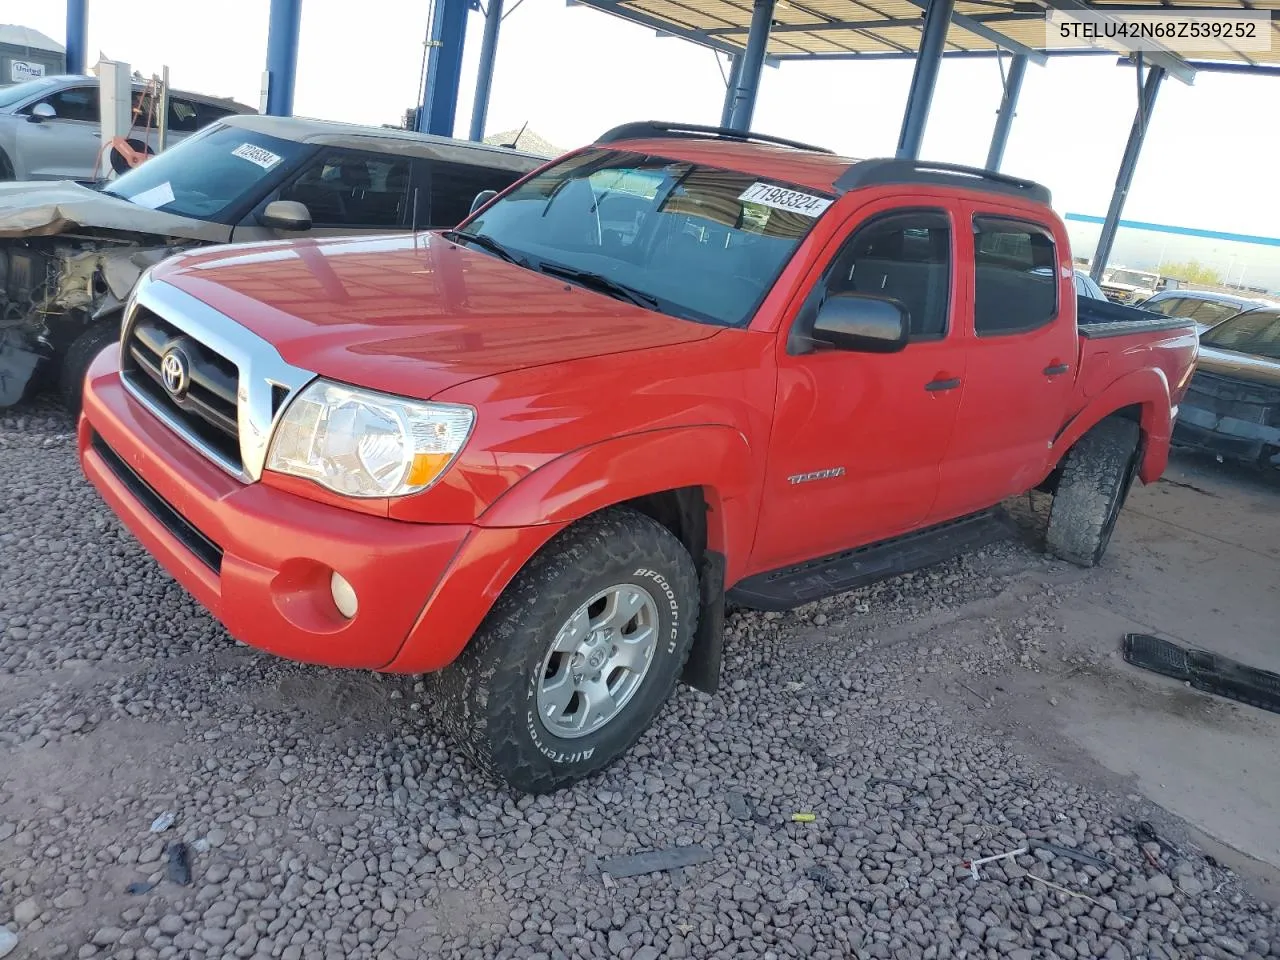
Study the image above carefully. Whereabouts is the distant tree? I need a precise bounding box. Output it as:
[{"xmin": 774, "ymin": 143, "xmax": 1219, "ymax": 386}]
[{"xmin": 1160, "ymin": 259, "xmax": 1223, "ymax": 285}]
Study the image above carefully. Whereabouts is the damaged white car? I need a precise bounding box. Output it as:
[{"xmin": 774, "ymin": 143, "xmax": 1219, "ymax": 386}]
[{"xmin": 0, "ymin": 113, "xmax": 546, "ymax": 411}]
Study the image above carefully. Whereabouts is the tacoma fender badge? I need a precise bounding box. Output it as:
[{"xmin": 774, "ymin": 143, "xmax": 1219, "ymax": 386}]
[{"xmin": 788, "ymin": 467, "xmax": 845, "ymax": 484}]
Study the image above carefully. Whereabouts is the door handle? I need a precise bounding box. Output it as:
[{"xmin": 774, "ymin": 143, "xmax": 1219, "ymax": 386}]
[
  {"xmin": 1043, "ymin": 363, "xmax": 1070, "ymax": 376},
  {"xmin": 925, "ymin": 377, "xmax": 962, "ymax": 392}
]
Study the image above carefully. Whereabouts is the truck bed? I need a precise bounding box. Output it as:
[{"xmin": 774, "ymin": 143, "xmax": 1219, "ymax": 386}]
[{"xmin": 1076, "ymin": 295, "xmax": 1197, "ymax": 339}]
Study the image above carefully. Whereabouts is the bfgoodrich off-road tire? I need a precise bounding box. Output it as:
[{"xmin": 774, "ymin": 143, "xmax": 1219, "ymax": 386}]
[
  {"xmin": 59, "ymin": 322, "xmax": 119, "ymax": 418},
  {"xmin": 428, "ymin": 506, "xmax": 699, "ymax": 794},
  {"xmin": 1045, "ymin": 417, "xmax": 1140, "ymax": 568}
]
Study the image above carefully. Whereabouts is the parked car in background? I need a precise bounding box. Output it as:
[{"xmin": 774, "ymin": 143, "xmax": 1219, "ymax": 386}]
[
  {"xmin": 77, "ymin": 122, "xmax": 1198, "ymax": 794},
  {"xmin": 1033, "ymin": 268, "xmax": 1105, "ymax": 300},
  {"xmin": 1074, "ymin": 270, "xmax": 1106, "ymax": 300},
  {"xmin": 1172, "ymin": 306, "xmax": 1280, "ymax": 473},
  {"xmin": 0, "ymin": 74, "xmax": 255, "ymax": 181},
  {"xmin": 1100, "ymin": 266, "xmax": 1166, "ymax": 304},
  {"xmin": 1138, "ymin": 288, "xmax": 1278, "ymax": 334},
  {"xmin": 0, "ymin": 113, "xmax": 545, "ymax": 411}
]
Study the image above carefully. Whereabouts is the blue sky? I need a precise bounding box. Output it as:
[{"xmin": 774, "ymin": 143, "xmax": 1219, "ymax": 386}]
[{"xmin": 5, "ymin": 0, "xmax": 1279, "ymax": 244}]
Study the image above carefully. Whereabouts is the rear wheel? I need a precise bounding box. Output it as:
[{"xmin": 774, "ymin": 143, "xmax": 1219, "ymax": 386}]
[
  {"xmin": 1045, "ymin": 417, "xmax": 1140, "ymax": 567},
  {"xmin": 0, "ymin": 148, "xmax": 14, "ymax": 181},
  {"xmin": 428, "ymin": 507, "xmax": 699, "ymax": 794},
  {"xmin": 59, "ymin": 322, "xmax": 118, "ymax": 418}
]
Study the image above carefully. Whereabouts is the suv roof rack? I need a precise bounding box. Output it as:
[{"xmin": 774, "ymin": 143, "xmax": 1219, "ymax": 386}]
[
  {"xmin": 594, "ymin": 121, "xmax": 835, "ymax": 155},
  {"xmin": 833, "ymin": 158, "xmax": 1052, "ymax": 206}
]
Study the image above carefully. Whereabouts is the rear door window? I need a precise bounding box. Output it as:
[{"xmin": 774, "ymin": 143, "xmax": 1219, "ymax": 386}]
[
  {"xmin": 972, "ymin": 217, "xmax": 1058, "ymax": 336},
  {"xmin": 167, "ymin": 97, "xmax": 202, "ymax": 134},
  {"xmin": 423, "ymin": 159, "xmax": 527, "ymax": 227}
]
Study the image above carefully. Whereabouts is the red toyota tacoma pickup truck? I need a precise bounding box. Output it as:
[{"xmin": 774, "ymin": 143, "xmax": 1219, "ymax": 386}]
[{"xmin": 78, "ymin": 122, "xmax": 1198, "ymax": 793}]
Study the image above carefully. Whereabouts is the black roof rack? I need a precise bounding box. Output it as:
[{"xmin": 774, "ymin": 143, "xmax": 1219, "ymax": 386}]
[
  {"xmin": 594, "ymin": 121, "xmax": 835, "ymax": 155},
  {"xmin": 833, "ymin": 158, "xmax": 1052, "ymax": 206}
]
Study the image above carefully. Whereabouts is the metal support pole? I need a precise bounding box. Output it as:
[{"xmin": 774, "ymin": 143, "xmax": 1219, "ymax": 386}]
[
  {"xmin": 985, "ymin": 53, "xmax": 1026, "ymax": 171},
  {"xmin": 896, "ymin": 0, "xmax": 955, "ymax": 160},
  {"xmin": 418, "ymin": 0, "xmax": 470, "ymax": 136},
  {"xmin": 468, "ymin": 0, "xmax": 503, "ymax": 141},
  {"xmin": 720, "ymin": 53, "xmax": 744, "ymax": 127},
  {"xmin": 65, "ymin": 0, "xmax": 88, "ymax": 74},
  {"xmin": 1089, "ymin": 64, "xmax": 1165, "ymax": 282},
  {"xmin": 264, "ymin": 0, "xmax": 302, "ymax": 117},
  {"xmin": 725, "ymin": 0, "xmax": 775, "ymax": 131},
  {"xmin": 158, "ymin": 65, "xmax": 170, "ymax": 152}
]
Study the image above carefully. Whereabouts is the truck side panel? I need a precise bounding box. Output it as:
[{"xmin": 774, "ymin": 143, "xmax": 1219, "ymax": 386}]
[{"xmin": 1055, "ymin": 325, "xmax": 1198, "ymax": 483}]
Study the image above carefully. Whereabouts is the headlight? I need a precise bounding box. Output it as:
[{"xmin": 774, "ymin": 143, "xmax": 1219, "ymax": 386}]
[{"xmin": 266, "ymin": 379, "xmax": 474, "ymax": 498}]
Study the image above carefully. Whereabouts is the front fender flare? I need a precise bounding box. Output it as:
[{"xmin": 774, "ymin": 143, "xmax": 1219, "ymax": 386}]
[
  {"xmin": 1051, "ymin": 367, "xmax": 1172, "ymax": 484},
  {"xmin": 477, "ymin": 425, "xmax": 758, "ymax": 581}
]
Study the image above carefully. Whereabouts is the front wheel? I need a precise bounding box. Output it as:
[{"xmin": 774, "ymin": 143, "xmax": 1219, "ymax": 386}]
[
  {"xmin": 59, "ymin": 322, "xmax": 119, "ymax": 418},
  {"xmin": 428, "ymin": 507, "xmax": 699, "ymax": 794}
]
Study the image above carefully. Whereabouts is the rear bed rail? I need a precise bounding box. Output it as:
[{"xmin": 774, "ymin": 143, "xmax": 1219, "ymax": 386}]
[{"xmin": 1077, "ymin": 296, "xmax": 1197, "ymax": 339}]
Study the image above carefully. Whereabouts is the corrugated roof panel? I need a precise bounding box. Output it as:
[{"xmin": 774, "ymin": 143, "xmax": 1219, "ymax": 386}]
[{"xmin": 590, "ymin": 0, "xmax": 1280, "ymax": 68}]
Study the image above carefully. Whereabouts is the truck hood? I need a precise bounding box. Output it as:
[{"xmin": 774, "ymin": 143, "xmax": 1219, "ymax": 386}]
[
  {"xmin": 1196, "ymin": 344, "xmax": 1280, "ymax": 389},
  {"xmin": 0, "ymin": 179, "xmax": 229, "ymax": 241},
  {"xmin": 154, "ymin": 232, "xmax": 723, "ymax": 399}
]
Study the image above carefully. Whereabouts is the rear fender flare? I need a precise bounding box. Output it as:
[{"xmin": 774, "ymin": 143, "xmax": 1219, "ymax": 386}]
[
  {"xmin": 1051, "ymin": 367, "xmax": 1172, "ymax": 483},
  {"xmin": 477, "ymin": 425, "xmax": 757, "ymax": 579}
]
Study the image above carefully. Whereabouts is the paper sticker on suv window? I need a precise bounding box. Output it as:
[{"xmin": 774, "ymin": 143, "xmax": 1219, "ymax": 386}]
[
  {"xmin": 231, "ymin": 142, "xmax": 283, "ymax": 170},
  {"xmin": 738, "ymin": 182, "xmax": 832, "ymax": 217}
]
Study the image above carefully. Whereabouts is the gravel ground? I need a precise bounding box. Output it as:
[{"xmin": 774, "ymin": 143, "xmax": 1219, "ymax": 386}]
[{"xmin": 2, "ymin": 401, "xmax": 1278, "ymax": 960}]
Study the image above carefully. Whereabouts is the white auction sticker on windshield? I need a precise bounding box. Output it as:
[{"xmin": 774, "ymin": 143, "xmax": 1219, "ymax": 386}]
[
  {"xmin": 231, "ymin": 142, "xmax": 283, "ymax": 170},
  {"xmin": 128, "ymin": 181, "xmax": 175, "ymax": 210},
  {"xmin": 738, "ymin": 182, "xmax": 832, "ymax": 217}
]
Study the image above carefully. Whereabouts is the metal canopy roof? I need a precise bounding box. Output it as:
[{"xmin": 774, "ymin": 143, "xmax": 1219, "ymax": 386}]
[{"xmin": 575, "ymin": 0, "xmax": 1280, "ymax": 74}]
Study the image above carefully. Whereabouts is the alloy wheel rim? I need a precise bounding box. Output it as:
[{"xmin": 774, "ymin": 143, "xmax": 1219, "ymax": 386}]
[{"xmin": 534, "ymin": 583, "xmax": 661, "ymax": 740}]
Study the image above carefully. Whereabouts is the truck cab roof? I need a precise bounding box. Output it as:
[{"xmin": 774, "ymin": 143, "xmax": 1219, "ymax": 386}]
[{"xmin": 590, "ymin": 121, "xmax": 1052, "ymax": 206}]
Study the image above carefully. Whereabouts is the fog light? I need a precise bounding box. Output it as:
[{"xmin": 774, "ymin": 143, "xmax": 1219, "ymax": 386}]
[{"xmin": 330, "ymin": 571, "xmax": 358, "ymax": 619}]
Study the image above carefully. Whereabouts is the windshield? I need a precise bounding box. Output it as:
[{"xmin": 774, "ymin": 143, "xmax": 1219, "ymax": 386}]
[
  {"xmin": 459, "ymin": 148, "xmax": 831, "ymax": 327},
  {"xmin": 102, "ymin": 124, "xmax": 310, "ymax": 222},
  {"xmin": 1200, "ymin": 309, "xmax": 1280, "ymax": 360},
  {"xmin": 0, "ymin": 76, "xmax": 61, "ymax": 110},
  {"xmin": 1109, "ymin": 270, "xmax": 1157, "ymax": 287}
]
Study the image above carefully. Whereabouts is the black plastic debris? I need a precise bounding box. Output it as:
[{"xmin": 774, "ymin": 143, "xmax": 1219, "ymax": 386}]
[
  {"xmin": 126, "ymin": 880, "xmax": 156, "ymax": 895},
  {"xmin": 1029, "ymin": 839, "xmax": 1113, "ymax": 870},
  {"xmin": 1123, "ymin": 633, "xmax": 1280, "ymax": 716},
  {"xmin": 599, "ymin": 845, "xmax": 711, "ymax": 879},
  {"xmin": 166, "ymin": 842, "xmax": 192, "ymax": 886}
]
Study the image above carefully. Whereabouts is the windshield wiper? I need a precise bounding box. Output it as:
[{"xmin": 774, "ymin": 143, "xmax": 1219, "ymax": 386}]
[
  {"xmin": 442, "ymin": 230, "xmax": 526, "ymax": 266},
  {"xmin": 536, "ymin": 261, "xmax": 660, "ymax": 311}
]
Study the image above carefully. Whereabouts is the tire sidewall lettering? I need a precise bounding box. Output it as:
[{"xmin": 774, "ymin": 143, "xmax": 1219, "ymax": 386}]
[{"xmin": 632, "ymin": 567, "xmax": 681, "ymax": 655}]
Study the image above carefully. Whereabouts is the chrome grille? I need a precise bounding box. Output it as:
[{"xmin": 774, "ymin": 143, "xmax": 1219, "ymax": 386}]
[
  {"xmin": 122, "ymin": 306, "xmax": 243, "ymax": 470},
  {"xmin": 118, "ymin": 275, "xmax": 316, "ymax": 483}
]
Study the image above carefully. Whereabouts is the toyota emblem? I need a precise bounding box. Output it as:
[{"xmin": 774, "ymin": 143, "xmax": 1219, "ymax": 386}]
[{"xmin": 160, "ymin": 348, "xmax": 190, "ymax": 398}]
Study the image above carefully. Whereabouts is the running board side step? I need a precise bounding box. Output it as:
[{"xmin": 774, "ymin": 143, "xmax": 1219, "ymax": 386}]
[{"xmin": 726, "ymin": 510, "xmax": 1009, "ymax": 612}]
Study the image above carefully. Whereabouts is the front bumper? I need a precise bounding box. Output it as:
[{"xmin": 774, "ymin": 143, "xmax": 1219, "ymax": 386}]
[
  {"xmin": 1171, "ymin": 372, "xmax": 1280, "ymax": 468},
  {"xmin": 78, "ymin": 348, "xmax": 562, "ymax": 672}
]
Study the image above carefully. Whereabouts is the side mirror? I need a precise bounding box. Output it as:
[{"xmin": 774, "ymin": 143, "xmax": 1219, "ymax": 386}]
[
  {"xmin": 469, "ymin": 189, "xmax": 498, "ymax": 216},
  {"xmin": 28, "ymin": 102, "xmax": 56, "ymax": 123},
  {"xmin": 259, "ymin": 199, "xmax": 312, "ymax": 231},
  {"xmin": 811, "ymin": 293, "xmax": 908, "ymax": 353}
]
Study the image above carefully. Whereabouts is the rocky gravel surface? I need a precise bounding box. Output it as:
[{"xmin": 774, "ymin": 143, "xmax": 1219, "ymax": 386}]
[{"xmin": 2, "ymin": 401, "xmax": 1278, "ymax": 960}]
